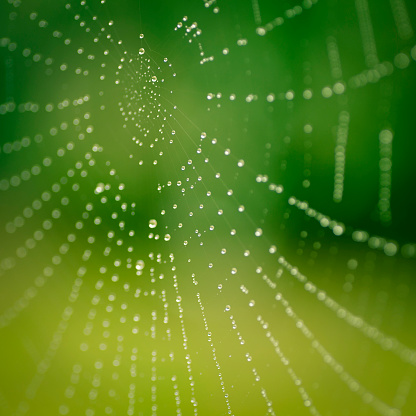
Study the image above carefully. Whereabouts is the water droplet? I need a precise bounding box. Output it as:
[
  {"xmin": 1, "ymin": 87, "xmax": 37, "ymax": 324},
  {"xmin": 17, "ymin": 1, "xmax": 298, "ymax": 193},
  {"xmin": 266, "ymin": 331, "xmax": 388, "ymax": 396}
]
[
  {"xmin": 149, "ymin": 219, "xmax": 157, "ymax": 228},
  {"xmin": 256, "ymin": 27, "xmax": 266, "ymax": 36},
  {"xmin": 95, "ymin": 183, "xmax": 105, "ymax": 194},
  {"xmin": 139, "ymin": 48, "xmax": 145, "ymax": 55},
  {"xmin": 135, "ymin": 260, "xmax": 145, "ymax": 270}
]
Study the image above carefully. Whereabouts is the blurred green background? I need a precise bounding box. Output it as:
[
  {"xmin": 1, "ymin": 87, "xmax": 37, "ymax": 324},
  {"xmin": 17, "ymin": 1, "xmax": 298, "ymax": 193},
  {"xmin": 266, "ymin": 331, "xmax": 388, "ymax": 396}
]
[{"xmin": 1, "ymin": 0, "xmax": 416, "ymax": 415}]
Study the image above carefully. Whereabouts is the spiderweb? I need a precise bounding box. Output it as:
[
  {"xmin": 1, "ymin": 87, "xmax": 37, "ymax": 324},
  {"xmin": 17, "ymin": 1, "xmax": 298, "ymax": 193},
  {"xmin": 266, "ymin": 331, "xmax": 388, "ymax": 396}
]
[{"xmin": 1, "ymin": 0, "xmax": 416, "ymax": 415}]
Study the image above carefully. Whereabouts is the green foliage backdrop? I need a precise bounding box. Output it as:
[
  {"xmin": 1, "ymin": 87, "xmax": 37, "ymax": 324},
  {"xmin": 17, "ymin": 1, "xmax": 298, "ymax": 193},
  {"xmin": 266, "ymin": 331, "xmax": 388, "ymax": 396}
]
[{"xmin": 1, "ymin": 0, "xmax": 416, "ymax": 415}]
